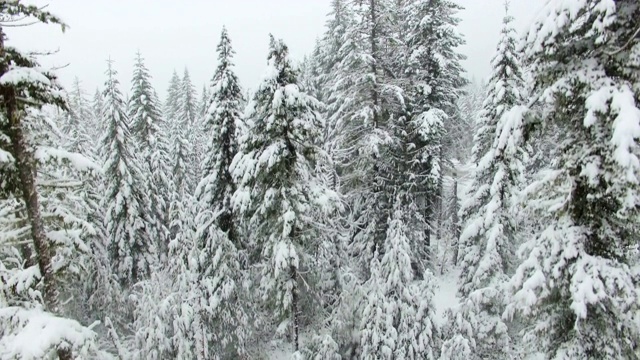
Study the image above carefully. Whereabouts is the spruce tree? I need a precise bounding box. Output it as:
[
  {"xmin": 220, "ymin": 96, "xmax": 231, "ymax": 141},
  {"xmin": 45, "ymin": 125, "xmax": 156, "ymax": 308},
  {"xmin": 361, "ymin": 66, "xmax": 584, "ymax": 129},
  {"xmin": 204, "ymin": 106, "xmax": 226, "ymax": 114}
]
[
  {"xmin": 441, "ymin": 6, "xmax": 525, "ymax": 359},
  {"xmin": 231, "ymin": 35, "xmax": 333, "ymax": 351},
  {"xmin": 129, "ymin": 51, "xmax": 170, "ymax": 256},
  {"xmin": 505, "ymin": 1, "xmax": 640, "ymax": 358},
  {"xmin": 100, "ymin": 59, "xmax": 156, "ymax": 287}
]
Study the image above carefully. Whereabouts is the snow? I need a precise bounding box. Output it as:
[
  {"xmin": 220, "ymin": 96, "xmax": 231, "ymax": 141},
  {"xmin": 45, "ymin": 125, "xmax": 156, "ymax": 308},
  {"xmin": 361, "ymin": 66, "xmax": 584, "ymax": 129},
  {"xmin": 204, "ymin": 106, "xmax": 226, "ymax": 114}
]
[
  {"xmin": 0, "ymin": 148, "xmax": 13, "ymax": 163},
  {"xmin": 0, "ymin": 67, "xmax": 51, "ymax": 87},
  {"xmin": 35, "ymin": 146, "xmax": 102, "ymax": 172},
  {"xmin": 0, "ymin": 307, "xmax": 97, "ymax": 359},
  {"xmin": 609, "ymin": 85, "xmax": 640, "ymax": 181}
]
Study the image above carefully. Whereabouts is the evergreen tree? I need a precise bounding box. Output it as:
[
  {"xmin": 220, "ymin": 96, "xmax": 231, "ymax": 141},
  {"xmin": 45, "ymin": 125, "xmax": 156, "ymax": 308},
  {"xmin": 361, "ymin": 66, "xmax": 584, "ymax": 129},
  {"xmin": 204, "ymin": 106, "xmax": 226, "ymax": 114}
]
[
  {"xmin": 441, "ymin": 6, "xmax": 525, "ymax": 359},
  {"xmin": 505, "ymin": 1, "xmax": 640, "ymax": 358},
  {"xmin": 129, "ymin": 51, "xmax": 171, "ymax": 256},
  {"xmin": 332, "ymin": 0, "xmax": 402, "ymax": 276},
  {"xmin": 0, "ymin": 4, "xmax": 102, "ymax": 358},
  {"xmin": 195, "ymin": 26, "xmax": 243, "ymax": 252},
  {"xmin": 173, "ymin": 68, "xmax": 197, "ymax": 189},
  {"xmin": 99, "ymin": 59, "xmax": 156, "ymax": 287},
  {"xmin": 401, "ymin": 0, "xmax": 467, "ymax": 251},
  {"xmin": 198, "ymin": 84, "xmax": 209, "ymax": 119},
  {"xmin": 360, "ymin": 201, "xmax": 439, "ymax": 359},
  {"xmin": 64, "ymin": 78, "xmax": 96, "ymax": 155},
  {"xmin": 92, "ymin": 87, "xmax": 104, "ymax": 139},
  {"xmin": 164, "ymin": 69, "xmax": 181, "ymax": 126},
  {"xmin": 231, "ymin": 35, "xmax": 335, "ymax": 351}
]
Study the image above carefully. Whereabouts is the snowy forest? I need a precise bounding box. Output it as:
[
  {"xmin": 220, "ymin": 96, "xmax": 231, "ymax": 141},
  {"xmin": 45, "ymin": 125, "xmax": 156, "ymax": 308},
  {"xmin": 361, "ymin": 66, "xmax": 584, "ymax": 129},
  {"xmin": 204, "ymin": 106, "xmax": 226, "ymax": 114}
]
[{"xmin": 1, "ymin": 0, "xmax": 639, "ymax": 359}]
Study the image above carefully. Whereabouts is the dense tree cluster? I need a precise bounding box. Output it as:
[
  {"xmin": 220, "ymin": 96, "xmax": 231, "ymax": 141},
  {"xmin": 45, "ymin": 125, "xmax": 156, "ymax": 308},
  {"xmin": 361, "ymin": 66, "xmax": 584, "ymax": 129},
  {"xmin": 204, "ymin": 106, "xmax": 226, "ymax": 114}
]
[{"xmin": 1, "ymin": 0, "xmax": 638, "ymax": 359}]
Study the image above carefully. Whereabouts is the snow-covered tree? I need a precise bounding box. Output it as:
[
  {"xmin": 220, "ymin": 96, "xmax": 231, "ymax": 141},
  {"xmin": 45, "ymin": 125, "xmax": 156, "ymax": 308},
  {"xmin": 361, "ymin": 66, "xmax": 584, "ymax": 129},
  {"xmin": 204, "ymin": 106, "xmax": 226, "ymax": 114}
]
[
  {"xmin": 231, "ymin": 35, "xmax": 336, "ymax": 350},
  {"xmin": 63, "ymin": 78, "xmax": 96, "ymax": 155},
  {"xmin": 198, "ymin": 84, "xmax": 209, "ymax": 119},
  {"xmin": 92, "ymin": 87, "xmax": 104, "ymax": 134},
  {"xmin": 128, "ymin": 51, "xmax": 171, "ymax": 256},
  {"xmin": 401, "ymin": 0, "xmax": 467, "ymax": 248},
  {"xmin": 359, "ymin": 201, "xmax": 439, "ymax": 359},
  {"xmin": 441, "ymin": 6, "xmax": 525, "ymax": 359},
  {"xmin": 164, "ymin": 69, "xmax": 181, "ymax": 123},
  {"xmin": 196, "ymin": 26, "xmax": 243, "ymax": 252},
  {"xmin": 0, "ymin": 4, "xmax": 103, "ymax": 359},
  {"xmin": 100, "ymin": 59, "xmax": 156, "ymax": 287},
  {"xmin": 331, "ymin": 0, "xmax": 402, "ymax": 276},
  {"xmin": 504, "ymin": 1, "xmax": 640, "ymax": 358}
]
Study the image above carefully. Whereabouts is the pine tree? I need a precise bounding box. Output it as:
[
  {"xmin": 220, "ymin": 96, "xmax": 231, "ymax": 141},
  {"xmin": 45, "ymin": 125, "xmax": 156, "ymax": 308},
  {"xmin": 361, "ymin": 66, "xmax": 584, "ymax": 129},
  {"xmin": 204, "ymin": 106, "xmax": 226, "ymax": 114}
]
[
  {"xmin": 440, "ymin": 6, "xmax": 525, "ymax": 359},
  {"xmin": 92, "ymin": 87, "xmax": 104, "ymax": 140},
  {"xmin": 100, "ymin": 59, "xmax": 156, "ymax": 287},
  {"xmin": 231, "ymin": 35, "xmax": 334, "ymax": 351},
  {"xmin": 196, "ymin": 27, "xmax": 243, "ymax": 252},
  {"xmin": 128, "ymin": 51, "xmax": 171, "ymax": 257},
  {"xmin": 504, "ymin": 1, "xmax": 640, "ymax": 358}
]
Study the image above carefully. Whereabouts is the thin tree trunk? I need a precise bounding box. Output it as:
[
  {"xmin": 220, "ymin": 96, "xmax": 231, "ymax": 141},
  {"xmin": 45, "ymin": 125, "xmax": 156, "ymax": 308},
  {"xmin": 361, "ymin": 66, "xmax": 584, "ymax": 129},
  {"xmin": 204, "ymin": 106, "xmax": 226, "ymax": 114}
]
[
  {"xmin": 290, "ymin": 265, "xmax": 300, "ymax": 351},
  {"xmin": 452, "ymin": 177, "xmax": 461, "ymax": 266}
]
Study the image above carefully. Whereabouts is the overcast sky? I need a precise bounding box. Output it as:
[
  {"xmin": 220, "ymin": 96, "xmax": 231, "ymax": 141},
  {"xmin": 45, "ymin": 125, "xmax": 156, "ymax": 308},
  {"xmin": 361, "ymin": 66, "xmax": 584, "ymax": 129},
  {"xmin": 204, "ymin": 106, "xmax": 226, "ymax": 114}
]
[{"xmin": 7, "ymin": 0, "xmax": 543, "ymax": 99}]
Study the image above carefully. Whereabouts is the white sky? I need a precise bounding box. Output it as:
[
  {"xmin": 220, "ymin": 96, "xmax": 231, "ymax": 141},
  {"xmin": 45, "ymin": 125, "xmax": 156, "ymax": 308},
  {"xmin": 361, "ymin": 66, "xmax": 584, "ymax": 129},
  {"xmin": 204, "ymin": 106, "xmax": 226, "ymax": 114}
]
[{"xmin": 7, "ymin": 0, "xmax": 544, "ymax": 99}]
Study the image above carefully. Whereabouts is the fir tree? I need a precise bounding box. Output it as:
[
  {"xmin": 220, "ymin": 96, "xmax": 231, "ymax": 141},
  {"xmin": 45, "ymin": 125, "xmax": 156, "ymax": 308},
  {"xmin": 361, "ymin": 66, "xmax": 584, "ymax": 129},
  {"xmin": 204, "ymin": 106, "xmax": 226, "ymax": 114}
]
[
  {"xmin": 332, "ymin": 0, "xmax": 402, "ymax": 276},
  {"xmin": 195, "ymin": 26, "xmax": 243, "ymax": 252},
  {"xmin": 441, "ymin": 5, "xmax": 525, "ymax": 359},
  {"xmin": 402, "ymin": 0, "xmax": 467, "ymax": 250},
  {"xmin": 128, "ymin": 51, "xmax": 171, "ymax": 256},
  {"xmin": 231, "ymin": 35, "xmax": 334, "ymax": 351},
  {"xmin": 360, "ymin": 201, "xmax": 439, "ymax": 359},
  {"xmin": 64, "ymin": 78, "xmax": 96, "ymax": 155},
  {"xmin": 99, "ymin": 59, "xmax": 156, "ymax": 287},
  {"xmin": 505, "ymin": 1, "xmax": 640, "ymax": 358},
  {"xmin": 92, "ymin": 87, "xmax": 104, "ymax": 139},
  {"xmin": 165, "ymin": 70, "xmax": 180, "ymax": 120},
  {"xmin": 0, "ymin": 4, "xmax": 102, "ymax": 358}
]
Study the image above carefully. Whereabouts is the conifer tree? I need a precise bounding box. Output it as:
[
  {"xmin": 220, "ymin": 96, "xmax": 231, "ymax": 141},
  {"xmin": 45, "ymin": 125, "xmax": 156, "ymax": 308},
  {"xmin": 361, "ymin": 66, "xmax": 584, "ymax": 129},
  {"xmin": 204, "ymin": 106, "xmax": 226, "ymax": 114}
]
[
  {"xmin": 441, "ymin": 6, "xmax": 525, "ymax": 359},
  {"xmin": 92, "ymin": 87, "xmax": 104, "ymax": 139},
  {"xmin": 64, "ymin": 78, "xmax": 95, "ymax": 155},
  {"xmin": 198, "ymin": 84, "xmax": 209, "ymax": 119},
  {"xmin": 164, "ymin": 69, "xmax": 181, "ymax": 123},
  {"xmin": 0, "ymin": 4, "xmax": 102, "ymax": 358},
  {"xmin": 401, "ymin": 0, "xmax": 466, "ymax": 250},
  {"xmin": 360, "ymin": 201, "xmax": 439, "ymax": 359},
  {"xmin": 100, "ymin": 59, "xmax": 156, "ymax": 287},
  {"xmin": 129, "ymin": 51, "xmax": 170, "ymax": 256},
  {"xmin": 331, "ymin": 0, "xmax": 402, "ymax": 274},
  {"xmin": 196, "ymin": 26, "xmax": 243, "ymax": 251},
  {"xmin": 505, "ymin": 1, "xmax": 640, "ymax": 358},
  {"xmin": 231, "ymin": 35, "xmax": 335, "ymax": 351}
]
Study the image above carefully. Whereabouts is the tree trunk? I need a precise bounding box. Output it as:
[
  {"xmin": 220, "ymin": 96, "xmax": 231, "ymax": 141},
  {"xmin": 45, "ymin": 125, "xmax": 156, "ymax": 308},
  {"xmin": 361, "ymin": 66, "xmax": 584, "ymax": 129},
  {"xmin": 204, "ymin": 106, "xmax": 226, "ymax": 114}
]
[
  {"xmin": 290, "ymin": 265, "xmax": 300, "ymax": 352},
  {"xmin": 452, "ymin": 178, "xmax": 460, "ymax": 266}
]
